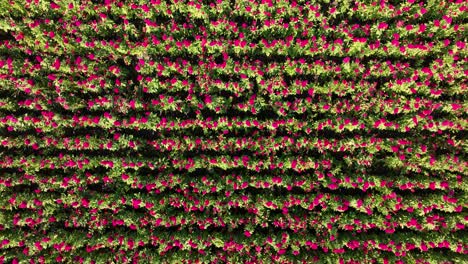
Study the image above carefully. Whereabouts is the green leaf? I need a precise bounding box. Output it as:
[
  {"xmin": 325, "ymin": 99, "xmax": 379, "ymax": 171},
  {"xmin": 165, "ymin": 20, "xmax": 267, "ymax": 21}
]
[{"xmin": 211, "ymin": 237, "xmax": 224, "ymax": 248}]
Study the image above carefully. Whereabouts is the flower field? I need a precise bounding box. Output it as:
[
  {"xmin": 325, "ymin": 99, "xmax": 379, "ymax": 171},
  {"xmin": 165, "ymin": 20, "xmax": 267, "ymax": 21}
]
[{"xmin": 0, "ymin": 0, "xmax": 467, "ymax": 263}]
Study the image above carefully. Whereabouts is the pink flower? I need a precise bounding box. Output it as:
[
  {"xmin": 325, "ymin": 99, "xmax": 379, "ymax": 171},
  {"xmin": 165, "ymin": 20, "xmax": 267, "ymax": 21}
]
[
  {"xmin": 378, "ymin": 22, "xmax": 388, "ymax": 30},
  {"xmin": 132, "ymin": 199, "xmax": 141, "ymax": 209},
  {"xmin": 451, "ymin": 104, "xmax": 461, "ymax": 110},
  {"xmin": 443, "ymin": 15, "xmax": 452, "ymax": 24},
  {"xmin": 81, "ymin": 198, "xmax": 89, "ymax": 208},
  {"xmin": 50, "ymin": 2, "xmax": 60, "ymax": 9},
  {"xmin": 34, "ymin": 241, "xmax": 43, "ymax": 251},
  {"xmin": 408, "ymin": 218, "xmax": 418, "ymax": 227},
  {"xmin": 53, "ymin": 59, "xmax": 61, "ymax": 70},
  {"xmin": 244, "ymin": 231, "xmax": 251, "ymax": 237},
  {"xmin": 1, "ymin": 239, "xmax": 9, "ymax": 247},
  {"xmin": 417, "ymin": 24, "xmax": 427, "ymax": 34},
  {"xmin": 333, "ymin": 248, "xmax": 345, "ymax": 254},
  {"xmin": 291, "ymin": 159, "xmax": 297, "ymax": 169}
]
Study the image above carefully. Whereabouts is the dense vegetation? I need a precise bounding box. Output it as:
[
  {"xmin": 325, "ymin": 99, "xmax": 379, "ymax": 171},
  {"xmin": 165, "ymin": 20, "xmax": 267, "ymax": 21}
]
[{"xmin": 0, "ymin": 0, "xmax": 466, "ymax": 263}]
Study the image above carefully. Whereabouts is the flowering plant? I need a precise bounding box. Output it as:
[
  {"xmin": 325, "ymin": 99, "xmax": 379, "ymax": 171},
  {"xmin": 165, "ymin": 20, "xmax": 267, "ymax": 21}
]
[{"xmin": 0, "ymin": 0, "xmax": 466, "ymax": 263}]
